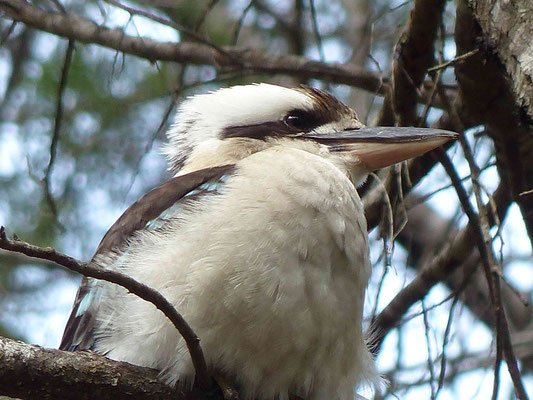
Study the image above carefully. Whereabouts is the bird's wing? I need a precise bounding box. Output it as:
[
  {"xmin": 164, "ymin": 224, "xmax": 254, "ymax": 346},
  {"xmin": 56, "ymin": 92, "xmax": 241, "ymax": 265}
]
[{"xmin": 59, "ymin": 164, "xmax": 236, "ymax": 351}]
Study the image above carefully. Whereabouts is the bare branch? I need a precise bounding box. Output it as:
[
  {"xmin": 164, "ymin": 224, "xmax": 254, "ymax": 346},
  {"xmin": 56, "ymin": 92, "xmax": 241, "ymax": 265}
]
[
  {"xmin": 437, "ymin": 150, "xmax": 529, "ymax": 399},
  {"xmin": 391, "ymin": 0, "xmax": 446, "ymax": 126},
  {"xmin": 455, "ymin": 0, "xmax": 533, "ymax": 249},
  {"xmin": 0, "ymin": 336, "xmax": 182, "ymax": 400},
  {"xmin": 0, "ymin": 226, "xmax": 211, "ymax": 389},
  {"xmin": 369, "ymin": 181, "xmax": 512, "ymax": 354},
  {"xmin": 308, "ymin": 0, "xmax": 325, "ymax": 62},
  {"xmin": 0, "ymin": 0, "xmax": 386, "ymax": 93},
  {"xmin": 231, "ymin": 0, "xmax": 254, "ymax": 46},
  {"xmin": 103, "ymin": 0, "xmax": 227, "ymax": 55},
  {"xmin": 363, "ymin": 136, "xmax": 458, "ymax": 231},
  {"xmin": 0, "ymin": 18, "xmax": 16, "ymax": 44},
  {"xmin": 421, "ymin": 301, "xmax": 437, "ymax": 398},
  {"xmin": 435, "ymin": 295, "xmax": 460, "ymax": 397},
  {"xmin": 194, "ymin": 0, "xmax": 220, "ymax": 32},
  {"xmin": 42, "ymin": 38, "xmax": 75, "ymax": 221},
  {"xmin": 466, "ymin": 0, "xmax": 533, "ymax": 123},
  {"xmin": 427, "ymin": 49, "xmax": 480, "ymax": 72}
]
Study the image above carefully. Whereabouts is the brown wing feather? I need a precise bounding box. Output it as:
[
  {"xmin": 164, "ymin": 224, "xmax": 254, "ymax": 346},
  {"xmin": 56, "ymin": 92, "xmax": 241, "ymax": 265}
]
[{"xmin": 59, "ymin": 164, "xmax": 236, "ymax": 351}]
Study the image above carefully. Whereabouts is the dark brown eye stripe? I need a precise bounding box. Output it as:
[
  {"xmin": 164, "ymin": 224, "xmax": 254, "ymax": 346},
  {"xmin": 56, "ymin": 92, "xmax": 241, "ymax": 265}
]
[
  {"xmin": 221, "ymin": 88, "xmax": 355, "ymax": 140},
  {"xmin": 221, "ymin": 110, "xmax": 328, "ymax": 140},
  {"xmin": 222, "ymin": 121, "xmax": 291, "ymax": 139}
]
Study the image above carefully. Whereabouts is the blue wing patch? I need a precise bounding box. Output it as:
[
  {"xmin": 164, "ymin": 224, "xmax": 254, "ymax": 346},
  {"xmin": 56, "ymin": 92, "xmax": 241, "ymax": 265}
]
[
  {"xmin": 75, "ymin": 286, "xmax": 101, "ymax": 318},
  {"xmin": 144, "ymin": 174, "xmax": 230, "ymax": 230}
]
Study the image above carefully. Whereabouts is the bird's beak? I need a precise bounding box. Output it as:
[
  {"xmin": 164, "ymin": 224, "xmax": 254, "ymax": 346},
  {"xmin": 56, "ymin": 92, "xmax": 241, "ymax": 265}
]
[{"xmin": 301, "ymin": 127, "xmax": 458, "ymax": 170}]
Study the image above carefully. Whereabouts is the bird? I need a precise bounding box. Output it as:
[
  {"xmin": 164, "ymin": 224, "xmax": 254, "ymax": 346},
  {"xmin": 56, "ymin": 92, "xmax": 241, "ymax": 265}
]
[{"xmin": 60, "ymin": 83, "xmax": 456, "ymax": 400}]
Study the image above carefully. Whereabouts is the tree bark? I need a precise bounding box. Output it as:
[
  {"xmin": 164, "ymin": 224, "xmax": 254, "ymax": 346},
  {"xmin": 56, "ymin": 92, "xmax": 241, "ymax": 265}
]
[{"xmin": 0, "ymin": 336, "xmax": 193, "ymax": 400}]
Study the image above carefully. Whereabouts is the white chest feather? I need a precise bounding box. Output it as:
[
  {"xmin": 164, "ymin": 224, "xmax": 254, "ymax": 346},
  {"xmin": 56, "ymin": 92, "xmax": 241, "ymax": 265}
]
[{"xmin": 93, "ymin": 147, "xmax": 379, "ymax": 400}]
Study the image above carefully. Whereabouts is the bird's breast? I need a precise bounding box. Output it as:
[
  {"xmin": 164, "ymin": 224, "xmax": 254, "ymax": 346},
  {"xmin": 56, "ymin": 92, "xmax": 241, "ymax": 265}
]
[
  {"xmin": 177, "ymin": 147, "xmax": 373, "ymax": 397},
  {"xmin": 95, "ymin": 146, "xmax": 377, "ymax": 399}
]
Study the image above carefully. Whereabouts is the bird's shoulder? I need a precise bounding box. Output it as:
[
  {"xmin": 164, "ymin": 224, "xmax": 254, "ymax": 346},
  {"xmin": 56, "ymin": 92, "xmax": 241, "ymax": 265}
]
[
  {"xmin": 59, "ymin": 164, "xmax": 235, "ymax": 351},
  {"xmin": 94, "ymin": 164, "xmax": 236, "ymax": 257}
]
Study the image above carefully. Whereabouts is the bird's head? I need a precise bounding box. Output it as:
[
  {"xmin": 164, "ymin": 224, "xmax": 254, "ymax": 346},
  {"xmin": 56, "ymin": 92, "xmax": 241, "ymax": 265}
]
[{"xmin": 164, "ymin": 83, "xmax": 457, "ymax": 181}]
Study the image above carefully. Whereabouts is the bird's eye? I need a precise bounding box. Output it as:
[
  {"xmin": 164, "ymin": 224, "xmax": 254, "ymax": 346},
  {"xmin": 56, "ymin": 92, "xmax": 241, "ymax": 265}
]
[{"xmin": 284, "ymin": 113, "xmax": 309, "ymax": 130}]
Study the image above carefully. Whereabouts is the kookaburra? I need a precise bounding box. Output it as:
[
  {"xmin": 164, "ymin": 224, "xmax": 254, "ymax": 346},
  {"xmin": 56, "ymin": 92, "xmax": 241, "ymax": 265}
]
[{"xmin": 60, "ymin": 83, "xmax": 456, "ymax": 399}]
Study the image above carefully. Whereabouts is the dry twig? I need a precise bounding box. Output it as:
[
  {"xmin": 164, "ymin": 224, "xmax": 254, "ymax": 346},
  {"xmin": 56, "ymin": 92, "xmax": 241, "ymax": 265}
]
[
  {"xmin": 437, "ymin": 150, "xmax": 529, "ymax": 400},
  {"xmin": 0, "ymin": 226, "xmax": 211, "ymax": 389}
]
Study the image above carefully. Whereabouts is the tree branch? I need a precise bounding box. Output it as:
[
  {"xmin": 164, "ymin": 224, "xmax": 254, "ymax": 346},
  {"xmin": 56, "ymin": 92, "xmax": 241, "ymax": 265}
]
[
  {"xmin": 369, "ymin": 181, "xmax": 512, "ymax": 354},
  {"xmin": 0, "ymin": 335, "xmax": 230, "ymax": 399},
  {"xmin": 0, "ymin": 336, "xmax": 180, "ymax": 400},
  {"xmin": 43, "ymin": 38, "xmax": 74, "ymax": 222},
  {"xmin": 438, "ymin": 148, "xmax": 529, "ymax": 399},
  {"xmin": 467, "ymin": 0, "xmax": 533, "ymax": 123},
  {"xmin": 391, "ymin": 0, "xmax": 446, "ymax": 126},
  {"xmin": 0, "ymin": 226, "xmax": 211, "ymax": 389},
  {"xmin": 455, "ymin": 0, "xmax": 533, "ymax": 248},
  {"xmin": 102, "ymin": 0, "xmax": 227, "ymax": 54},
  {"xmin": 0, "ymin": 0, "xmax": 386, "ymax": 93}
]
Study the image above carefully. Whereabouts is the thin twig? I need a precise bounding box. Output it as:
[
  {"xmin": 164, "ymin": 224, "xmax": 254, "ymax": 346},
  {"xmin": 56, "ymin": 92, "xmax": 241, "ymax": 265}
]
[
  {"xmin": 42, "ymin": 38, "xmax": 74, "ymax": 222},
  {"xmin": 47, "ymin": 0, "xmax": 65, "ymax": 13},
  {"xmin": 194, "ymin": 0, "xmax": 219, "ymax": 32},
  {"xmin": 392, "ymin": 164, "xmax": 409, "ymax": 243},
  {"xmin": 0, "ymin": 226, "xmax": 211, "ymax": 389},
  {"xmin": 122, "ymin": 90, "xmax": 181, "ymax": 202},
  {"xmin": 369, "ymin": 181, "xmax": 512, "ymax": 355},
  {"xmin": 104, "ymin": 0, "xmax": 230, "ymax": 58},
  {"xmin": 370, "ymin": 263, "xmax": 390, "ymax": 324},
  {"xmin": 231, "ymin": 0, "xmax": 254, "ymax": 46},
  {"xmin": 435, "ymin": 295, "xmax": 459, "ymax": 398},
  {"xmin": 308, "ymin": 0, "xmax": 325, "ymax": 62},
  {"xmin": 421, "ymin": 301, "xmax": 437, "ymax": 399},
  {"xmin": 370, "ymin": 172, "xmax": 395, "ymax": 266},
  {"xmin": 437, "ymin": 149, "xmax": 529, "ymax": 400},
  {"xmin": 398, "ymin": 260, "xmax": 477, "ymax": 325},
  {"xmin": 0, "ymin": 20, "xmax": 17, "ymax": 45},
  {"xmin": 420, "ymin": 17, "xmax": 445, "ymax": 126},
  {"xmin": 409, "ymin": 162, "xmax": 497, "ymax": 208},
  {"xmin": 427, "ymin": 49, "xmax": 479, "ymax": 72},
  {"xmin": 0, "ymin": 0, "xmax": 388, "ymax": 94}
]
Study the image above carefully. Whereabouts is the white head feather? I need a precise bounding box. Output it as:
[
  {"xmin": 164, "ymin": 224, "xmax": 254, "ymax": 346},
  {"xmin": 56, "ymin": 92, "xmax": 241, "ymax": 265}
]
[{"xmin": 163, "ymin": 84, "xmax": 320, "ymax": 171}]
